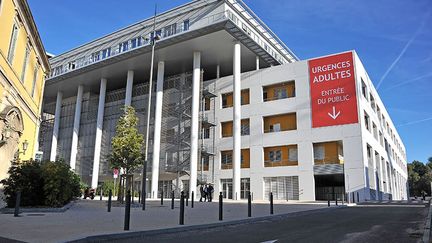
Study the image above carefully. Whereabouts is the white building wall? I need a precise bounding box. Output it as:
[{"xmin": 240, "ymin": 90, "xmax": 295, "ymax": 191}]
[{"xmin": 203, "ymin": 51, "xmax": 407, "ymax": 201}]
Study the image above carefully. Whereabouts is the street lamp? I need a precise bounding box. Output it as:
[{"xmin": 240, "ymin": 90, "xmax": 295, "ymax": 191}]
[{"xmin": 141, "ymin": 5, "xmax": 158, "ymax": 211}]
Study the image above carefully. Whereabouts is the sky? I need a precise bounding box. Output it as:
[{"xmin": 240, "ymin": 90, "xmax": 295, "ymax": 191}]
[{"xmin": 28, "ymin": 0, "xmax": 432, "ymax": 163}]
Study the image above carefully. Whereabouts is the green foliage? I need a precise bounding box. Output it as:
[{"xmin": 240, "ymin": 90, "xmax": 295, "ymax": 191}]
[
  {"xmin": 110, "ymin": 106, "xmax": 144, "ymax": 175},
  {"xmin": 42, "ymin": 159, "xmax": 81, "ymax": 207},
  {"xmin": 0, "ymin": 159, "xmax": 81, "ymax": 208},
  {"xmin": 408, "ymin": 159, "xmax": 432, "ymax": 196},
  {"xmin": 96, "ymin": 180, "xmax": 119, "ymax": 196},
  {"xmin": 0, "ymin": 159, "xmax": 44, "ymax": 207}
]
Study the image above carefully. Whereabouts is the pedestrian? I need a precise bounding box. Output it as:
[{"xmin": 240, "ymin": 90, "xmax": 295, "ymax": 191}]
[
  {"xmin": 199, "ymin": 185, "xmax": 205, "ymax": 202},
  {"xmin": 207, "ymin": 184, "xmax": 214, "ymax": 202},
  {"xmin": 203, "ymin": 184, "xmax": 208, "ymax": 202}
]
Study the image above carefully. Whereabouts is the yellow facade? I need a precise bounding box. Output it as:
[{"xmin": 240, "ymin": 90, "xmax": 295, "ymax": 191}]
[{"xmin": 0, "ymin": 0, "xmax": 50, "ymax": 180}]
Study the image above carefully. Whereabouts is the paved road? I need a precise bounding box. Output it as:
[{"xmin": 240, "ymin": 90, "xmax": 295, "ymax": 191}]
[{"xmin": 98, "ymin": 205, "xmax": 427, "ymax": 243}]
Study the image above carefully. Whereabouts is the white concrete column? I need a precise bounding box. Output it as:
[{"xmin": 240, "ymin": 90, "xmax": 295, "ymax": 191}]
[
  {"xmin": 50, "ymin": 91, "xmax": 63, "ymax": 161},
  {"xmin": 256, "ymin": 56, "xmax": 260, "ymax": 70},
  {"xmin": 151, "ymin": 61, "xmax": 165, "ymax": 199},
  {"xmin": 70, "ymin": 85, "xmax": 84, "ymax": 170},
  {"xmin": 125, "ymin": 70, "xmax": 134, "ymax": 106},
  {"xmin": 91, "ymin": 78, "xmax": 107, "ymax": 189},
  {"xmin": 216, "ymin": 64, "xmax": 220, "ymax": 79},
  {"xmin": 233, "ymin": 42, "xmax": 241, "ymax": 200},
  {"xmin": 189, "ymin": 51, "xmax": 201, "ymax": 199}
]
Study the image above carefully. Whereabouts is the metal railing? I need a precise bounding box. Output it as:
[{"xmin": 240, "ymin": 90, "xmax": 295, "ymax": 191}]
[{"xmin": 264, "ymin": 159, "xmax": 298, "ymax": 167}]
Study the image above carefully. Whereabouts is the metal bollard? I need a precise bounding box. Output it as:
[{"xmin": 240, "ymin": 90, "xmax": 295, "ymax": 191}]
[
  {"xmin": 342, "ymin": 194, "xmax": 345, "ymax": 205},
  {"xmin": 219, "ymin": 192, "xmax": 223, "ymax": 221},
  {"xmin": 138, "ymin": 191, "xmax": 141, "ymax": 204},
  {"xmin": 335, "ymin": 198, "xmax": 338, "ymax": 206},
  {"xmin": 179, "ymin": 191, "xmax": 185, "ymax": 225},
  {"xmin": 186, "ymin": 194, "xmax": 189, "ymax": 207},
  {"xmin": 328, "ymin": 199, "xmax": 330, "ymax": 207},
  {"xmin": 100, "ymin": 188, "xmax": 103, "ymax": 201},
  {"xmin": 124, "ymin": 190, "xmax": 131, "ymax": 231},
  {"xmin": 171, "ymin": 191, "xmax": 175, "ymax": 210},
  {"xmin": 270, "ymin": 192, "xmax": 274, "ymax": 215},
  {"xmin": 191, "ymin": 191, "xmax": 194, "ymax": 208},
  {"xmin": 14, "ymin": 191, "xmax": 21, "ymax": 217},
  {"xmin": 248, "ymin": 192, "xmax": 252, "ymax": 217},
  {"xmin": 108, "ymin": 190, "xmax": 112, "ymax": 212},
  {"xmin": 161, "ymin": 190, "xmax": 164, "ymax": 205},
  {"xmin": 357, "ymin": 192, "xmax": 360, "ymax": 203}
]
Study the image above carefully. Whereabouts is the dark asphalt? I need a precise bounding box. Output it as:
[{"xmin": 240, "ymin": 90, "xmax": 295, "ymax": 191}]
[{"xmin": 92, "ymin": 205, "xmax": 428, "ymax": 243}]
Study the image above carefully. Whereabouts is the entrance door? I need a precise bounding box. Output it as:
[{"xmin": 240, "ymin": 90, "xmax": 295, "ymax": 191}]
[{"xmin": 221, "ymin": 179, "xmax": 233, "ymax": 199}]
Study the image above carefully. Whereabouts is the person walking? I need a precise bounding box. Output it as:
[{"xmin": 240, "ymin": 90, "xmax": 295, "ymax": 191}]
[
  {"xmin": 199, "ymin": 185, "xmax": 205, "ymax": 202},
  {"xmin": 207, "ymin": 184, "xmax": 214, "ymax": 202}
]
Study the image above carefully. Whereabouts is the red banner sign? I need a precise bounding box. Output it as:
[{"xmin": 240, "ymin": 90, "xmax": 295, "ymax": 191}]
[{"xmin": 309, "ymin": 52, "xmax": 358, "ymax": 128}]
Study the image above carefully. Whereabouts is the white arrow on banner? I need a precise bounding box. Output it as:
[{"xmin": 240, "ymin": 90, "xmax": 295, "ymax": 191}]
[{"xmin": 328, "ymin": 106, "xmax": 341, "ymax": 120}]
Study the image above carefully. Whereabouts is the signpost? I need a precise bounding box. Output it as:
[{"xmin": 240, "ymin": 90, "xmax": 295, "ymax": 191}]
[
  {"xmin": 113, "ymin": 168, "xmax": 119, "ymax": 197},
  {"xmin": 309, "ymin": 52, "xmax": 358, "ymax": 128}
]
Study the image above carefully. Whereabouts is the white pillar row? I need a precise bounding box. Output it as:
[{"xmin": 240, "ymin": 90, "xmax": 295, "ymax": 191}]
[
  {"xmin": 70, "ymin": 85, "xmax": 84, "ymax": 170},
  {"xmin": 125, "ymin": 70, "xmax": 134, "ymax": 106},
  {"xmin": 216, "ymin": 64, "xmax": 220, "ymax": 79},
  {"xmin": 91, "ymin": 78, "xmax": 107, "ymax": 189},
  {"xmin": 189, "ymin": 51, "xmax": 201, "ymax": 199},
  {"xmin": 256, "ymin": 56, "xmax": 260, "ymax": 70},
  {"xmin": 50, "ymin": 91, "xmax": 63, "ymax": 161},
  {"xmin": 233, "ymin": 42, "xmax": 241, "ymax": 200},
  {"xmin": 151, "ymin": 61, "xmax": 165, "ymax": 199}
]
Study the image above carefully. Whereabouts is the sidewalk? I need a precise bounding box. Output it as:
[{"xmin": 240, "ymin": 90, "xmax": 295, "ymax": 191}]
[{"xmin": 0, "ymin": 198, "xmax": 332, "ymax": 243}]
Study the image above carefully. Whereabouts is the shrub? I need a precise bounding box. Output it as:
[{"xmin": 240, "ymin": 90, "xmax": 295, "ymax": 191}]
[
  {"xmin": 96, "ymin": 180, "xmax": 119, "ymax": 197},
  {"xmin": 0, "ymin": 160, "xmax": 44, "ymax": 207},
  {"xmin": 0, "ymin": 159, "xmax": 81, "ymax": 208}
]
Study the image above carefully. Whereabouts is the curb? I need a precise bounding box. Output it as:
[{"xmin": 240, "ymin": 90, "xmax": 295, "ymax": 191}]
[
  {"xmin": 68, "ymin": 205, "xmax": 346, "ymax": 242},
  {"xmin": 0, "ymin": 200, "xmax": 76, "ymax": 214},
  {"xmin": 422, "ymin": 200, "xmax": 432, "ymax": 243}
]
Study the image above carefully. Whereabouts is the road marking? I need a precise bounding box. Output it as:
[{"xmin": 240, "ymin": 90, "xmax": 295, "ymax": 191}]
[
  {"xmin": 328, "ymin": 106, "xmax": 341, "ymax": 119},
  {"xmin": 261, "ymin": 240, "xmax": 278, "ymax": 243}
]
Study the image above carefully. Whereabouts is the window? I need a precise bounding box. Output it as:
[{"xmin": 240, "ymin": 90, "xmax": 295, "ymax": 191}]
[
  {"xmin": 119, "ymin": 41, "xmax": 129, "ymax": 52},
  {"xmin": 370, "ymin": 94, "xmax": 376, "ymax": 111},
  {"xmin": 269, "ymin": 150, "xmax": 282, "ymax": 162},
  {"xmin": 131, "ymin": 37, "xmax": 142, "ymax": 49},
  {"xmin": 102, "ymin": 48, "xmax": 111, "ymax": 59},
  {"xmin": 221, "ymin": 89, "xmax": 249, "ymax": 108},
  {"xmin": 264, "ymin": 113, "xmax": 297, "ymax": 133},
  {"xmin": 314, "ymin": 145, "xmax": 325, "ymax": 160},
  {"xmin": 204, "ymin": 97, "xmax": 211, "ymax": 111},
  {"xmin": 203, "ymin": 127, "xmax": 210, "ymax": 139},
  {"xmin": 241, "ymin": 119, "xmax": 250, "ymax": 136},
  {"xmin": 21, "ymin": 46, "xmax": 30, "ymax": 82},
  {"xmin": 221, "ymin": 151, "xmax": 232, "ymax": 169},
  {"xmin": 289, "ymin": 147, "xmax": 298, "ymax": 162},
  {"xmin": 91, "ymin": 51, "xmax": 100, "ymax": 62},
  {"xmin": 373, "ymin": 122, "xmax": 378, "ymax": 140},
  {"xmin": 67, "ymin": 61, "xmax": 76, "ymax": 71},
  {"xmin": 7, "ymin": 23, "xmax": 19, "ymax": 63},
  {"xmin": 264, "ymin": 145, "xmax": 298, "ymax": 167},
  {"xmin": 221, "ymin": 119, "xmax": 249, "ymax": 137},
  {"xmin": 183, "ymin": 19, "xmax": 190, "ymax": 31},
  {"xmin": 164, "ymin": 23, "xmax": 177, "ymax": 37},
  {"xmin": 263, "ymin": 81, "xmax": 295, "ymax": 102},
  {"xmin": 31, "ymin": 65, "xmax": 38, "ymax": 97},
  {"xmin": 361, "ymin": 79, "xmax": 368, "ymax": 100},
  {"xmin": 364, "ymin": 111, "xmax": 370, "ymax": 131},
  {"xmin": 313, "ymin": 141, "xmax": 343, "ymax": 165}
]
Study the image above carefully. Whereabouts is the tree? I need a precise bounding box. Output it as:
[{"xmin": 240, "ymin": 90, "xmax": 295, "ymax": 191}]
[
  {"xmin": 408, "ymin": 160, "xmax": 432, "ymax": 196},
  {"xmin": 109, "ymin": 106, "xmax": 144, "ymax": 191}
]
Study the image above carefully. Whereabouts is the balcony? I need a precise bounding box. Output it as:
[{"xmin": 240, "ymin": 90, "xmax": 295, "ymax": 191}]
[
  {"xmin": 263, "ymin": 113, "xmax": 297, "ymax": 133},
  {"xmin": 263, "ymin": 81, "xmax": 295, "ymax": 102}
]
